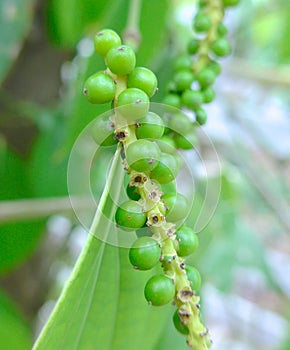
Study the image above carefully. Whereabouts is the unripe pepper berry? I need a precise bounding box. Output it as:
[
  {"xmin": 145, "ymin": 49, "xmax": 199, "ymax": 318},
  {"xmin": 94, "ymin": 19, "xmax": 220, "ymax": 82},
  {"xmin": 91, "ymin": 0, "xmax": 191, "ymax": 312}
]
[
  {"xmin": 136, "ymin": 112, "xmax": 164, "ymax": 140},
  {"xmin": 129, "ymin": 237, "xmax": 161, "ymax": 270},
  {"xmin": 150, "ymin": 152, "xmax": 179, "ymax": 184},
  {"xmin": 106, "ymin": 45, "xmax": 136, "ymax": 75},
  {"xmin": 144, "ymin": 275, "xmax": 175, "ymax": 306},
  {"xmin": 94, "ymin": 29, "xmax": 122, "ymax": 57},
  {"xmin": 117, "ymin": 88, "xmax": 149, "ymax": 121},
  {"xmin": 126, "ymin": 139, "xmax": 161, "ymax": 172},
  {"xmin": 83, "ymin": 72, "xmax": 116, "ymax": 104},
  {"xmin": 115, "ymin": 200, "xmax": 146, "ymax": 230},
  {"xmin": 127, "ymin": 67, "xmax": 158, "ymax": 97},
  {"xmin": 185, "ymin": 265, "xmax": 201, "ymax": 291},
  {"xmin": 211, "ymin": 38, "xmax": 231, "ymax": 57},
  {"xmin": 176, "ymin": 226, "xmax": 199, "ymax": 257},
  {"xmin": 173, "ymin": 309, "xmax": 189, "ymax": 335}
]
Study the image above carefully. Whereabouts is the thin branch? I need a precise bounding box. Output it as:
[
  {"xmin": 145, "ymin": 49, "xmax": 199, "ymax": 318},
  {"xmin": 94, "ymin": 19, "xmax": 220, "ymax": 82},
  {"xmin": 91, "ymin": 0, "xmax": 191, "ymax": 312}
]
[
  {"xmin": 122, "ymin": 0, "xmax": 142, "ymax": 51},
  {"xmin": 225, "ymin": 58, "xmax": 290, "ymax": 88},
  {"xmin": 0, "ymin": 196, "xmax": 94, "ymax": 223}
]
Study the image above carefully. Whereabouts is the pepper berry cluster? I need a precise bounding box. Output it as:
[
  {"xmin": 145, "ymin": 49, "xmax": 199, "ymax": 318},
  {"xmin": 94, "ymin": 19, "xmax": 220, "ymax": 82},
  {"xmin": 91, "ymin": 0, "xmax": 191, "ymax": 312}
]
[
  {"xmin": 162, "ymin": 0, "xmax": 240, "ymax": 149},
  {"xmin": 83, "ymin": 28, "xmax": 211, "ymax": 349}
]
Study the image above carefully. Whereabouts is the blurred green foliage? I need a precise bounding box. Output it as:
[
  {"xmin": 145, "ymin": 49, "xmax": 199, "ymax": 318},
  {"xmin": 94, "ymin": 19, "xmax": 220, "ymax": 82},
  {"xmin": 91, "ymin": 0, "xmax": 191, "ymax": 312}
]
[{"xmin": 0, "ymin": 0, "xmax": 34, "ymax": 84}]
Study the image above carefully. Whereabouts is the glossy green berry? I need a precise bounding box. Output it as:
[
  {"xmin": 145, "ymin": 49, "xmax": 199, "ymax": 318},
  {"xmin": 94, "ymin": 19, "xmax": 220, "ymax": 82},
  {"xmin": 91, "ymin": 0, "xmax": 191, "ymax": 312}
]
[
  {"xmin": 162, "ymin": 193, "xmax": 189, "ymax": 222},
  {"xmin": 94, "ymin": 29, "xmax": 122, "ymax": 57},
  {"xmin": 115, "ymin": 200, "xmax": 146, "ymax": 230},
  {"xmin": 136, "ymin": 112, "xmax": 164, "ymax": 140},
  {"xmin": 168, "ymin": 113, "xmax": 191, "ymax": 135},
  {"xmin": 217, "ymin": 23, "xmax": 228, "ymax": 36},
  {"xmin": 83, "ymin": 72, "xmax": 116, "ymax": 104},
  {"xmin": 91, "ymin": 115, "xmax": 117, "ymax": 146},
  {"xmin": 154, "ymin": 143, "xmax": 183, "ymax": 169},
  {"xmin": 202, "ymin": 87, "xmax": 215, "ymax": 103},
  {"xmin": 151, "ymin": 152, "xmax": 179, "ymax": 184},
  {"xmin": 195, "ymin": 108, "xmax": 207, "ymax": 125},
  {"xmin": 126, "ymin": 184, "xmax": 141, "ymax": 201},
  {"xmin": 127, "ymin": 67, "xmax": 158, "ymax": 97},
  {"xmin": 187, "ymin": 38, "xmax": 199, "ymax": 55},
  {"xmin": 197, "ymin": 68, "xmax": 216, "ymax": 88},
  {"xmin": 126, "ymin": 139, "xmax": 160, "ymax": 172},
  {"xmin": 193, "ymin": 12, "xmax": 212, "ymax": 32},
  {"xmin": 157, "ymin": 136, "xmax": 177, "ymax": 154},
  {"xmin": 160, "ymin": 181, "xmax": 176, "ymax": 194},
  {"xmin": 106, "ymin": 45, "xmax": 136, "ymax": 75},
  {"xmin": 173, "ymin": 309, "xmax": 189, "ymax": 335},
  {"xmin": 173, "ymin": 69, "xmax": 195, "ymax": 92},
  {"xmin": 208, "ymin": 60, "xmax": 222, "ymax": 76},
  {"xmin": 175, "ymin": 130, "xmax": 197, "ymax": 150},
  {"xmin": 223, "ymin": 0, "xmax": 240, "ymax": 6},
  {"xmin": 185, "ymin": 265, "xmax": 201, "ymax": 291},
  {"xmin": 176, "ymin": 226, "xmax": 199, "ymax": 257},
  {"xmin": 129, "ymin": 237, "xmax": 161, "ymax": 270},
  {"xmin": 117, "ymin": 88, "xmax": 149, "ymax": 121},
  {"xmin": 173, "ymin": 55, "xmax": 192, "ymax": 71},
  {"xmin": 144, "ymin": 275, "xmax": 175, "ymax": 306},
  {"xmin": 211, "ymin": 38, "xmax": 231, "ymax": 57},
  {"xmin": 162, "ymin": 94, "xmax": 181, "ymax": 108},
  {"xmin": 181, "ymin": 90, "xmax": 203, "ymax": 110}
]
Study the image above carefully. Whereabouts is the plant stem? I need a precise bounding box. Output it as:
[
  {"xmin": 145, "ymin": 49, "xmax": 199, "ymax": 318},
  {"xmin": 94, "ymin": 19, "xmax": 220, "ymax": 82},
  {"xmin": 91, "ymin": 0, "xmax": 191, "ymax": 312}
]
[
  {"xmin": 112, "ymin": 88, "xmax": 211, "ymax": 350},
  {"xmin": 123, "ymin": 0, "xmax": 142, "ymax": 51},
  {"xmin": 0, "ymin": 196, "xmax": 93, "ymax": 223},
  {"xmin": 192, "ymin": 0, "xmax": 224, "ymax": 74},
  {"xmin": 107, "ymin": 28, "xmax": 211, "ymax": 348},
  {"xmin": 0, "ymin": 147, "xmax": 122, "ymax": 225}
]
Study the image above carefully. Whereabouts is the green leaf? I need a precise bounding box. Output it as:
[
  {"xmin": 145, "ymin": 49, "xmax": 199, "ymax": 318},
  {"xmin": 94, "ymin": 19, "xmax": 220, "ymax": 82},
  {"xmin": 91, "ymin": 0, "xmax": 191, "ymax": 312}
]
[
  {"xmin": 0, "ymin": 289, "xmax": 32, "ymax": 350},
  {"xmin": 0, "ymin": 0, "xmax": 35, "ymax": 84},
  {"xmin": 34, "ymin": 237, "xmax": 171, "ymax": 350},
  {"xmin": 34, "ymin": 147, "xmax": 171, "ymax": 350}
]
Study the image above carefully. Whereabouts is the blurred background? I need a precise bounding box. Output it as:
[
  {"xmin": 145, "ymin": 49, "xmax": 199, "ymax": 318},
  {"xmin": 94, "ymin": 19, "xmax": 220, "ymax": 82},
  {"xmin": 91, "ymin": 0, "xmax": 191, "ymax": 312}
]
[{"xmin": 0, "ymin": 0, "xmax": 289, "ymax": 349}]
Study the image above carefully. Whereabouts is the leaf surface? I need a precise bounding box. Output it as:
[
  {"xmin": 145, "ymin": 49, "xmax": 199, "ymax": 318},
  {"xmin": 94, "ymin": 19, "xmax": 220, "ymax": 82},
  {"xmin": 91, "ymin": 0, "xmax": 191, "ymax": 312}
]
[
  {"xmin": 33, "ymin": 148, "xmax": 171, "ymax": 350},
  {"xmin": 0, "ymin": 289, "xmax": 32, "ymax": 350}
]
